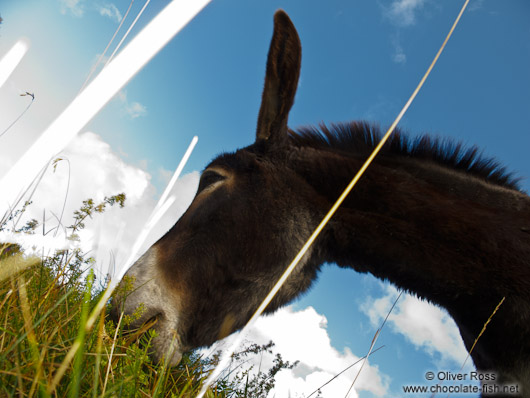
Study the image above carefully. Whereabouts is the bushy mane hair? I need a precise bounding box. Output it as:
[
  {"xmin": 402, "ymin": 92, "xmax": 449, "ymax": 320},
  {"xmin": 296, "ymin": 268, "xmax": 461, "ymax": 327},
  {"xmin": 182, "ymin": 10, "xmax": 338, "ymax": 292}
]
[{"xmin": 290, "ymin": 121, "xmax": 521, "ymax": 191}]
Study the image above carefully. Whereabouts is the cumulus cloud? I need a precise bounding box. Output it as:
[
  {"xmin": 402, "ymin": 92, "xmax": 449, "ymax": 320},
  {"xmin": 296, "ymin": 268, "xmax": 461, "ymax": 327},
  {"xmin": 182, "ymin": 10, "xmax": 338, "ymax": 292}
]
[
  {"xmin": 59, "ymin": 0, "xmax": 85, "ymax": 17},
  {"xmin": 97, "ymin": 3, "xmax": 122, "ymax": 22},
  {"xmin": 393, "ymin": 49, "xmax": 406, "ymax": 64},
  {"xmin": 125, "ymin": 101, "xmax": 147, "ymax": 119},
  {"xmin": 1, "ymin": 131, "xmax": 198, "ymax": 277},
  {"xmin": 205, "ymin": 306, "xmax": 390, "ymax": 398},
  {"xmin": 157, "ymin": 167, "xmax": 174, "ymax": 186},
  {"xmin": 116, "ymin": 90, "xmax": 148, "ymax": 119},
  {"xmin": 383, "ymin": 0, "xmax": 427, "ymax": 27},
  {"xmin": 380, "ymin": 1, "xmax": 429, "ymax": 70},
  {"xmin": 391, "ymin": 36, "xmax": 406, "ymax": 64},
  {"xmin": 59, "ymin": 1, "xmax": 123, "ymax": 23},
  {"xmin": 469, "ymin": 0, "xmax": 485, "ymax": 12},
  {"xmin": 360, "ymin": 283, "xmax": 469, "ymax": 367}
]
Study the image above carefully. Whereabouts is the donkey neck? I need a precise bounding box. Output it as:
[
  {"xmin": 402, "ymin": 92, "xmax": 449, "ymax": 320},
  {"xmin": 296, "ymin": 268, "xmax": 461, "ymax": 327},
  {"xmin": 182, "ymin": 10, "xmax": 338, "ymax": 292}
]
[
  {"xmin": 288, "ymin": 144, "xmax": 530, "ymax": 377},
  {"xmin": 289, "ymin": 144, "xmax": 530, "ymax": 310}
]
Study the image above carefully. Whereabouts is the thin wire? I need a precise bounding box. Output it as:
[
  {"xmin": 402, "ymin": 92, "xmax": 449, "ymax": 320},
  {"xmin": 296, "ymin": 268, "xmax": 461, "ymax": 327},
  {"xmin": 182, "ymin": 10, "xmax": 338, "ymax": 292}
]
[
  {"xmin": 196, "ymin": 1, "xmax": 470, "ymax": 396},
  {"xmin": 443, "ymin": 296, "xmax": 505, "ymax": 398},
  {"xmin": 44, "ymin": 135, "xmax": 199, "ymax": 389},
  {"xmin": 78, "ymin": 0, "xmax": 135, "ymax": 94},
  {"xmin": 85, "ymin": 135, "xmax": 199, "ymax": 332},
  {"xmin": 306, "ymin": 345, "xmax": 385, "ymax": 398},
  {"xmin": 0, "ymin": 94, "xmax": 34, "ymax": 139},
  {"xmin": 5, "ymin": 159, "xmax": 50, "ymax": 229},
  {"xmin": 104, "ymin": 0, "xmax": 151, "ymax": 68},
  {"xmin": 0, "ymin": 0, "xmax": 211, "ymax": 215},
  {"xmin": 344, "ymin": 291, "xmax": 402, "ymax": 398},
  {"xmin": 52, "ymin": 158, "xmax": 71, "ymax": 238}
]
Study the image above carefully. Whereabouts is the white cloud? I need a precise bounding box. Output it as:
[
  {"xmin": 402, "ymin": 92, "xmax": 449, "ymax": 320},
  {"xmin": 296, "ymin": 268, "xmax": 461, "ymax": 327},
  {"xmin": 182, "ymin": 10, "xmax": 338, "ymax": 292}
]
[
  {"xmin": 115, "ymin": 89, "xmax": 127, "ymax": 103},
  {"xmin": 360, "ymin": 283, "xmax": 470, "ymax": 367},
  {"xmin": 157, "ymin": 166, "xmax": 174, "ymax": 186},
  {"xmin": 126, "ymin": 101, "xmax": 147, "ymax": 119},
  {"xmin": 469, "ymin": 0, "xmax": 485, "ymax": 12},
  {"xmin": 383, "ymin": 0, "xmax": 427, "ymax": 27},
  {"xmin": 1, "ymin": 131, "xmax": 198, "ymax": 278},
  {"xmin": 59, "ymin": 1, "xmax": 123, "ymax": 22},
  {"xmin": 205, "ymin": 306, "xmax": 390, "ymax": 398},
  {"xmin": 393, "ymin": 50, "xmax": 406, "ymax": 64},
  {"xmin": 98, "ymin": 3, "xmax": 123, "ymax": 22},
  {"xmin": 91, "ymin": 52, "xmax": 110, "ymax": 68},
  {"xmin": 116, "ymin": 90, "xmax": 148, "ymax": 119},
  {"xmin": 391, "ymin": 36, "xmax": 406, "ymax": 64},
  {"xmin": 59, "ymin": 0, "xmax": 85, "ymax": 17}
]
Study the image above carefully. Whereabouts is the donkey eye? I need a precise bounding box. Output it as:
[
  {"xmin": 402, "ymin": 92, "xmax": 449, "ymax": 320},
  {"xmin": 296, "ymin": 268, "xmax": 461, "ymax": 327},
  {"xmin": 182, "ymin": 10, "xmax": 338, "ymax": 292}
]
[{"xmin": 197, "ymin": 170, "xmax": 226, "ymax": 195}]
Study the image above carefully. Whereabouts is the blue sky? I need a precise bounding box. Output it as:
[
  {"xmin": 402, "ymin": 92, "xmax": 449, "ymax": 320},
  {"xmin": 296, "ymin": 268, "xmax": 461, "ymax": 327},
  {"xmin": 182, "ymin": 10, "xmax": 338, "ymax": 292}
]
[{"xmin": 1, "ymin": 1, "xmax": 529, "ymax": 397}]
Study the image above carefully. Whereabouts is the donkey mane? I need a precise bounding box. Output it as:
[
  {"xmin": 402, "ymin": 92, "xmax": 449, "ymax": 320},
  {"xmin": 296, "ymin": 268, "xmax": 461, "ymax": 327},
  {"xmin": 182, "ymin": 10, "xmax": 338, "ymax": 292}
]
[{"xmin": 290, "ymin": 121, "xmax": 521, "ymax": 191}]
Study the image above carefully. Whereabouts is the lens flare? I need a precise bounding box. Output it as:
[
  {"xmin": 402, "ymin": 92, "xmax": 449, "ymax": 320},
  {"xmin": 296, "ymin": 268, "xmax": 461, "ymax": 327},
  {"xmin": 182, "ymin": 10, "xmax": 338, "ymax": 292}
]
[
  {"xmin": 0, "ymin": 0, "xmax": 210, "ymax": 216},
  {"xmin": 0, "ymin": 39, "xmax": 29, "ymax": 89}
]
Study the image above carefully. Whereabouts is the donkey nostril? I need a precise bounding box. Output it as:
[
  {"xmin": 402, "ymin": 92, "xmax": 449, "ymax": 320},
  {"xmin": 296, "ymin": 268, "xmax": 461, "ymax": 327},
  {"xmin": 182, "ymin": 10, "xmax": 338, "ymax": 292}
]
[
  {"xmin": 141, "ymin": 314, "xmax": 160, "ymax": 332},
  {"xmin": 121, "ymin": 314, "xmax": 160, "ymax": 343}
]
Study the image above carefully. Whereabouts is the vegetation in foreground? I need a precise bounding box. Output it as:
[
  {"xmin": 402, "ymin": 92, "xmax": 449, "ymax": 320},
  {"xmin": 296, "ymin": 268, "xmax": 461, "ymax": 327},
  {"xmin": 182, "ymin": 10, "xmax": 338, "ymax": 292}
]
[{"xmin": 0, "ymin": 196, "xmax": 297, "ymax": 397}]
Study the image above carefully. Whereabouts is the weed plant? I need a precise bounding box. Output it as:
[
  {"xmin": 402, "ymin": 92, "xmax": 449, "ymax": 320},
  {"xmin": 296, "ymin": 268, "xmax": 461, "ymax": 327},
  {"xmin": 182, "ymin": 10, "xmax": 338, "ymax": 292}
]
[{"xmin": 0, "ymin": 196, "xmax": 296, "ymax": 397}]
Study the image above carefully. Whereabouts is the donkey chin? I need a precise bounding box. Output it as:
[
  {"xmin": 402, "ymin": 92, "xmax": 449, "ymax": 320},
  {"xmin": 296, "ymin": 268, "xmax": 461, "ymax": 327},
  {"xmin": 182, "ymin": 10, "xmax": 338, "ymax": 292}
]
[{"xmin": 109, "ymin": 248, "xmax": 184, "ymax": 366}]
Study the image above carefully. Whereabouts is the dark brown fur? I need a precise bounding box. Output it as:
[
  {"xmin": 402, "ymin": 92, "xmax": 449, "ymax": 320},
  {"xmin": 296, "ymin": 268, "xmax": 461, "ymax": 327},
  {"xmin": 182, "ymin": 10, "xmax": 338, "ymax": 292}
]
[{"xmin": 111, "ymin": 10, "xmax": 530, "ymax": 396}]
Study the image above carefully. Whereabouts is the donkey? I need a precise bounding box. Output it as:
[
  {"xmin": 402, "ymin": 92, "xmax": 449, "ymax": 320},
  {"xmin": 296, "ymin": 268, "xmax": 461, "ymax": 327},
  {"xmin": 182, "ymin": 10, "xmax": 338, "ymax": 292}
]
[{"xmin": 111, "ymin": 10, "xmax": 530, "ymax": 395}]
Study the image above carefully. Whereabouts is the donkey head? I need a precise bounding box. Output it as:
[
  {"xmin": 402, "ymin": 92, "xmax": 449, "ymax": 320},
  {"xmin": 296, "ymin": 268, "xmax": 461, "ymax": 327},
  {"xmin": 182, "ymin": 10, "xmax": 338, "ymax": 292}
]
[{"xmin": 110, "ymin": 11, "xmax": 325, "ymax": 365}]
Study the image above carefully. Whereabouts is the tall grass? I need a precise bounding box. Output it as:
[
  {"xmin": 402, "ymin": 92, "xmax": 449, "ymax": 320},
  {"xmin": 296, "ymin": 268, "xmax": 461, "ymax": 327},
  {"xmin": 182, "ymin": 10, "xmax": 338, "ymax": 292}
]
[{"xmin": 0, "ymin": 198, "xmax": 295, "ymax": 398}]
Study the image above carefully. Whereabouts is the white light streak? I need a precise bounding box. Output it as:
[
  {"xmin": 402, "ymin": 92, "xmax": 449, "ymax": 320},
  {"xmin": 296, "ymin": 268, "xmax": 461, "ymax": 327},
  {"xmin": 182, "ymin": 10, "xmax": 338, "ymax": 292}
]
[
  {"xmin": 78, "ymin": 0, "xmax": 135, "ymax": 93},
  {"xmin": 0, "ymin": 0, "xmax": 211, "ymax": 217},
  {"xmin": 114, "ymin": 135, "xmax": 198, "ymax": 281},
  {"xmin": 157, "ymin": 135, "xmax": 198, "ymax": 212},
  {"xmin": 84, "ymin": 134, "xmax": 198, "ymax": 332},
  {"xmin": 104, "ymin": 0, "xmax": 152, "ymax": 68},
  {"xmin": 0, "ymin": 39, "xmax": 29, "ymax": 89}
]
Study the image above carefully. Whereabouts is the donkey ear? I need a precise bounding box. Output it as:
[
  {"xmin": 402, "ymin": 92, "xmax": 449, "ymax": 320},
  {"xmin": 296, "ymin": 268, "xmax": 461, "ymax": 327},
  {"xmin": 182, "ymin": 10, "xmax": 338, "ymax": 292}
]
[{"xmin": 256, "ymin": 10, "xmax": 301, "ymax": 143}]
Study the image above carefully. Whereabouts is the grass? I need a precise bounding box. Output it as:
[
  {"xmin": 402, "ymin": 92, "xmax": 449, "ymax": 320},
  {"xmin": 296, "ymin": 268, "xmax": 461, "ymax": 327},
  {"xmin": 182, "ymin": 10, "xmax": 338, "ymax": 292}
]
[
  {"xmin": 0, "ymin": 246, "xmax": 212, "ymax": 397},
  {"xmin": 0, "ymin": 198, "xmax": 296, "ymax": 398}
]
